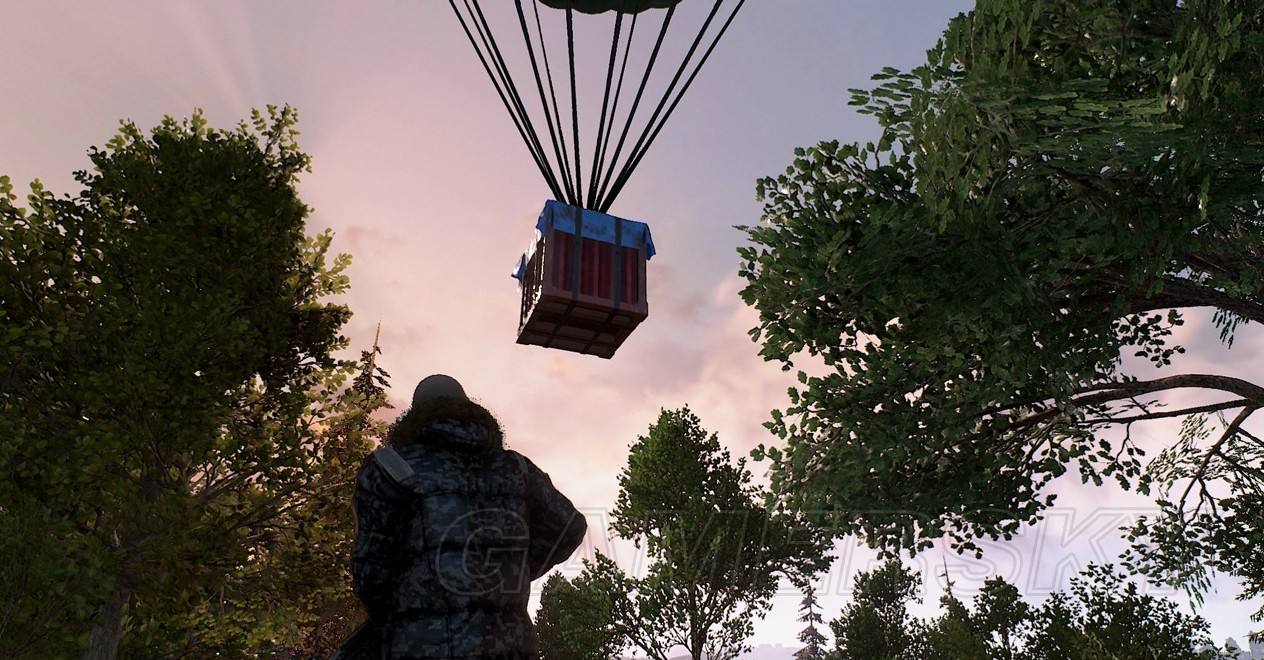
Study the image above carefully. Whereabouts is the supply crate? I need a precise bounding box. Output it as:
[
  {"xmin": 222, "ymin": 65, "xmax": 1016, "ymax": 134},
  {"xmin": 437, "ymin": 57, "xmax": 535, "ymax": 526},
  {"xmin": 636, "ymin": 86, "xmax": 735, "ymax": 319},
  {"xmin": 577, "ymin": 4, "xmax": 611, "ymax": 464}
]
[{"xmin": 512, "ymin": 201, "xmax": 654, "ymax": 358}]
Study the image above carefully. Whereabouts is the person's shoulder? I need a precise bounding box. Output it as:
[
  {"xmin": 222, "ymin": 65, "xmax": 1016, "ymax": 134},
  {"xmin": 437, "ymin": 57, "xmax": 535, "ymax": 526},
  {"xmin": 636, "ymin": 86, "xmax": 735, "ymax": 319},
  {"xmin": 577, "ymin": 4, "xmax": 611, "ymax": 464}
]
[
  {"xmin": 502, "ymin": 451, "xmax": 566, "ymax": 490},
  {"xmin": 499, "ymin": 448, "xmax": 538, "ymax": 472},
  {"xmin": 355, "ymin": 446, "xmax": 412, "ymax": 497}
]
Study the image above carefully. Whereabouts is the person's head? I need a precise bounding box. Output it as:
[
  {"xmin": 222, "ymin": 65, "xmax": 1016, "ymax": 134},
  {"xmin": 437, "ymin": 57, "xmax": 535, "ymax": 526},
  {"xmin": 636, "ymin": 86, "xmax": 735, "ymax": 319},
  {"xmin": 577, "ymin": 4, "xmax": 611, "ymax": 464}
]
[
  {"xmin": 386, "ymin": 374, "xmax": 504, "ymax": 450},
  {"xmin": 411, "ymin": 374, "xmax": 467, "ymax": 407}
]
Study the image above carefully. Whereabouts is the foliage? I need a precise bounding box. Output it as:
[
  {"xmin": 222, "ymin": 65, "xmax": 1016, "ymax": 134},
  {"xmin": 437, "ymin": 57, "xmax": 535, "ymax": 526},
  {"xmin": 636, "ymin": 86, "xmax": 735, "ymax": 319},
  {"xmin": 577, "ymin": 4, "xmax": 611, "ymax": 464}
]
[
  {"xmin": 0, "ymin": 107, "xmax": 370, "ymax": 658},
  {"xmin": 739, "ymin": 0, "xmax": 1264, "ymax": 623},
  {"xmin": 971, "ymin": 578, "xmax": 1032, "ymax": 660},
  {"xmin": 0, "ymin": 492, "xmax": 115, "ymax": 658},
  {"xmin": 918, "ymin": 576, "xmax": 1032, "ymax": 660},
  {"xmin": 535, "ymin": 569, "xmax": 623, "ymax": 660},
  {"xmin": 1123, "ymin": 411, "xmax": 1264, "ymax": 622},
  {"xmin": 829, "ymin": 560, "xmax": 920, "ymax": 660},
  {"xmin": 592, "ymin": 407, "xmax": 832, "ymax": 660},
  {"xmin": 1024, "ymin": 564, "xmax": 1221, "ymax": 660},
  {"xmin": 268, "ymin": 338, "xmax": 391, "ymax": 658},
  {"xmin": 795, "ymin": 584, "xmax": 829, "ymax": 660},
  {"xmin": 827, "ymin": 562, "xmax": 1222, "ymax": 659},
  {"xmin": 917, "ymin": 587, "xmax": 988, "ymax": 660}
]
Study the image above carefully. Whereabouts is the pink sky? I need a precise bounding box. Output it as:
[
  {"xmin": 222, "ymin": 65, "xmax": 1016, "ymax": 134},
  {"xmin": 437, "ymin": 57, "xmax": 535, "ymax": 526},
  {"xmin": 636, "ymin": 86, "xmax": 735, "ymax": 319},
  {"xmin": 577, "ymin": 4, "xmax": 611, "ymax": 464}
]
[{"xmin": 5, "ymin": 0, "xmax": 1260, "ymax": 647}]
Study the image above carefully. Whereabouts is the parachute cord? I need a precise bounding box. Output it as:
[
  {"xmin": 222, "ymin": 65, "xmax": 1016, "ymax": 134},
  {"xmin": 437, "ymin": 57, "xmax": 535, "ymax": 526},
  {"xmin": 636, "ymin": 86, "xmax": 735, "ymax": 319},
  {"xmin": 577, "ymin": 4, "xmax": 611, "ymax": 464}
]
[
  {"xmin": 592, "ymin": 12, "xmax": 637, "ymax": 208},
  {"xmin": 467, "ymin": 0, "xmax": 566, "ymax": 199},
  {"xmin": 585, "ymin": 11, "xmax": 623, "ymax": 210},
  {"xmin": 530, "ymin": 0, "xmax": 577, "ymax": 204},
  {"xmin": 599, "ymin": 0, "xmax": 747, "ymax": 213},
  {"xmin": 600, "ymin": 0, "xmax": 725, "ymax": 210},
  {"xmin": 566, "ymin": 7, "xmax": 583, "ymax": 207},
  {"xmin": 465, "ymin": 0, "xmax": 559, "ymax": 196},
  {"xmin": 514, "ymin": 0, "xmax": 574, "ymax": 205},
  {"xmin": 592, "ymin": 5, "xmax": 677, "ymax": 210},
  {"xmin": 447, "ymin": 0, "xmax": 563, "ymax": 202}
]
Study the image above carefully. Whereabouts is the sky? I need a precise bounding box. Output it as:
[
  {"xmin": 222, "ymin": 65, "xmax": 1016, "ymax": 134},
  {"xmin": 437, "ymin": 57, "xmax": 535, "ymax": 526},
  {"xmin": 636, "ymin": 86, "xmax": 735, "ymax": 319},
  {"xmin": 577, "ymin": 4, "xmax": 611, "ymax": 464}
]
[{"xmin": 4, "ymin": 0, "xmax": 1261, "ymax": 650}]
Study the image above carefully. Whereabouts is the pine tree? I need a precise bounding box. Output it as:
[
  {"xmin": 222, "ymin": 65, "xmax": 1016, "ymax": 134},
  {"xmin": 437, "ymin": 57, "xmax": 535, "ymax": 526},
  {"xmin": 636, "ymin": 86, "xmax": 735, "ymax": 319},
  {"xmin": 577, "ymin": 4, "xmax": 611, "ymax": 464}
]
[
  {"xmin": 274, "ymin": 323, "xmax": 394, "ymax": 658},
  {"xmin": 795, "ymin": 583, "xmax": 828, "ymax": 660}
]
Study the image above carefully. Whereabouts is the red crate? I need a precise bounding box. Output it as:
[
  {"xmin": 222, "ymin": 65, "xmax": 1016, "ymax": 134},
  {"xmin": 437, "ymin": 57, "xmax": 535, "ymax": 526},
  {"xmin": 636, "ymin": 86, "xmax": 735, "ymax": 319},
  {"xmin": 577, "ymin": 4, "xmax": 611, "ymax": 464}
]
[{"xmin": 516, "ymin": 226, "xmax": 649, "ymax": 359}]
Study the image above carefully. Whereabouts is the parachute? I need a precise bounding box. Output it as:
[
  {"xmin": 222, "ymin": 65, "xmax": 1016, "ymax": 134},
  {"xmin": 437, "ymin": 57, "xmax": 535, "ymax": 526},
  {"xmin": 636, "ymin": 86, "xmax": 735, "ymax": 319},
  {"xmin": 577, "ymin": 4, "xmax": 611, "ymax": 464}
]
[{"xmin": 539, "ymin": 1, "xmax": 680, "ymax": 16}]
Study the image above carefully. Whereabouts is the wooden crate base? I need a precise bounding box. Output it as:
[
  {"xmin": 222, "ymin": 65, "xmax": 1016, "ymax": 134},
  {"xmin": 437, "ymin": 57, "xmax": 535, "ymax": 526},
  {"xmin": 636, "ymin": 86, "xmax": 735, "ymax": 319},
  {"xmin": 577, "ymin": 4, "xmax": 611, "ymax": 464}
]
[{"xmin": 517, "ymin": 292, "xmax": 645, "ymax": 359}]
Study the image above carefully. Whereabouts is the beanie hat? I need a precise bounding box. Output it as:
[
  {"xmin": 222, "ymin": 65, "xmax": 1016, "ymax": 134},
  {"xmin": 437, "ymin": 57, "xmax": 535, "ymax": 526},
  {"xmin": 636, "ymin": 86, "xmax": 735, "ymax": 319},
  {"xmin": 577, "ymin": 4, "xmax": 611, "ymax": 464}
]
[{"xmin": 412, "ymin": 374, "xmax": 469, "ymax": 409}]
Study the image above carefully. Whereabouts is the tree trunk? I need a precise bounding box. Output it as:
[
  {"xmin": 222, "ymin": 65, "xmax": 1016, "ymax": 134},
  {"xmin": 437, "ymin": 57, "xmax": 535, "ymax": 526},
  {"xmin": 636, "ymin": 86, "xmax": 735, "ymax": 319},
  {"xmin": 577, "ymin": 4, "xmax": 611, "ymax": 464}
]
[{"xmin": 81, "ymin": 587, "xmax": 129, "ymax": 660}]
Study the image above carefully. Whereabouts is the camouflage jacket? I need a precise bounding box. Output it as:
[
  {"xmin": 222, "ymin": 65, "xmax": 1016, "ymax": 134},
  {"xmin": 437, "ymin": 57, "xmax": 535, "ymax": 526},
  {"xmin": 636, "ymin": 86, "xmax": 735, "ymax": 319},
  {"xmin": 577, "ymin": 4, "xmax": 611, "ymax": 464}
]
[{"xmin": 351, "ymin": 420, "xmax": 587, "ymax": 660}]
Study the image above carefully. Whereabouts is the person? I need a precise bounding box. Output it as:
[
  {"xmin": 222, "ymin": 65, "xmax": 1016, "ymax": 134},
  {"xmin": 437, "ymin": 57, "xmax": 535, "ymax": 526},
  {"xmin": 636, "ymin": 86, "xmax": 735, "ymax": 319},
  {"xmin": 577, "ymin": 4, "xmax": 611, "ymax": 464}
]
[{"xmin": 346, "ymin": 375, "xmax": 587, "ymax": 659}]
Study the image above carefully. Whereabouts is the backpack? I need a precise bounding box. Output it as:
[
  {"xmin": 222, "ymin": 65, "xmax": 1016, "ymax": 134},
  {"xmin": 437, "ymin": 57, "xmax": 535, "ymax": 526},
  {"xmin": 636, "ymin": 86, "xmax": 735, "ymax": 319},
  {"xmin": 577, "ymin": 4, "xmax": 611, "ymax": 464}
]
[
  {"xmin": 330, "ymin": 446, "xmax": 415, "ymax": 660},
  {"xmin": 329, "ymin": 620, "xmax": 381, "ymax": 660},
  {"xmin": 331, "ymin": 445, "xmax": 534, "ymax": 660}
]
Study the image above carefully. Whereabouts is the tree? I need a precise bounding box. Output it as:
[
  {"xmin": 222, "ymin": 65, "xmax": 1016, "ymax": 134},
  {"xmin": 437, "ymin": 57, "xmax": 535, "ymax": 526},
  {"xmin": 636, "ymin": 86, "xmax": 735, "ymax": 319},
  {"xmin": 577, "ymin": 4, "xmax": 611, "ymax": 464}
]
[
  {"xmin": 0, "ymin": 108, "xmax": 362, "ymax": 658},
  {"xmin": 536, "ymin": 574, "xmax": 581, "ymax": 660},
  {"xmin": 971, "ymin": 578, "xmax": 1033, "ymax": 660},
  {"xmin": 535, "ymin": 569, "xmax": 623, "ymax": 660},
  {"xmin": 795, "ymin": 584, "xmax": 828, "ymax": 660},
  {"xmin": 124, "ymin": 335, "xmax": 390, "ymax": 658},
  {"xmin": 829, "ymin": 560, "xmax": 920, "ymax": 660},
  {"xmin": 604, "ymin": 407, "xmax": 832, "ymax": 660},
  {"xmin": 1025, "ymin": 564, "xmax": 1221, "ymax": 660},
  {"xmin": 918, "ymin": 588, "xmax": 988, "ymax": 660},
  {"xmin": 920, "ymin": 575, "xmax": 1033, "ymax": 660},
  {"xmin": 0, "ymin": 490, "xmax": 115, "ymax": 658},
  {"xmin": 269, "ymin": 330, "xmax": 392, "ymax": 659},
  {"xmin": 833, "ymin": 563, "xmax": 1222, "ymax": 659},
  {"xmin": 739, "ymin": 0, "xmax": 1264, "ymax": 622}
]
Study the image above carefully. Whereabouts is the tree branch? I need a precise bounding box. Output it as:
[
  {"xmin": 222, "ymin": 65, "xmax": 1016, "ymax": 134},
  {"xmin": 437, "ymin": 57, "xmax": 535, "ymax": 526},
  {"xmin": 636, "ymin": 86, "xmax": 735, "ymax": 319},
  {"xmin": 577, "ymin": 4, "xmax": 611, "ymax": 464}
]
[
  {"xmin": 1177, "ymin": 406, "xmax": 1257, "ymax": 517},
  {"xmin": 1007, "ymin": 375, "xmax": 1264, "ymax": 432},
  {"xmin": 1080, "ymin": 398, "xmax": 1252, "ymax": 425},
  {"xmin": 1128, "ymin": 275, "xmax": 1264, "ymax": 325}
]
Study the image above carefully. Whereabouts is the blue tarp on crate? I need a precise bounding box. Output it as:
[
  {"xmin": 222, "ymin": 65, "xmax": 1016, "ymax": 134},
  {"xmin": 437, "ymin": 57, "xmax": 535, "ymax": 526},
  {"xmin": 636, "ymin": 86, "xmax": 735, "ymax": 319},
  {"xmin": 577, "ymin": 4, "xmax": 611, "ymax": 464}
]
[{"xmin": 512, "ymin": 200, "xmax": 656, "ymax": 281}]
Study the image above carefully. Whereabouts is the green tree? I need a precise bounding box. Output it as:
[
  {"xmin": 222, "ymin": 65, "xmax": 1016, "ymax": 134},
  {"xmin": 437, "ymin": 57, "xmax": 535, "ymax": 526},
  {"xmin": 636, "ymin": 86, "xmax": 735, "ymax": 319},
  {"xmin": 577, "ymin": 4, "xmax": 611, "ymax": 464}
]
[
  {"xmin": 972, "ymin": 577, "xmax": 1033, "ymax": 660},
  {"xmin": 919, "ymin": 575, "xmax": 1032, "ymax": 660},
  {"xmin": 535, "ymin": 568, "xmax": 623, "ymax": 660},
  {"xmin": 829, "ymin": 560, "xmax": 920, "ymax": 660},
  {"xmin": 1025, "ymin": 564, "xmax": 1220, "ymax": 660},
  {"xmin": 0, "ymin": 108, "xmax": 362, "ymax": 659},
  {"xmin": 605, "ymin": 407, "xmax": 831, "ymax": 660},
  {"xmin": 795, "ymin": 583, "xmax": 829, "ymax": 660},
  {"xmin": 268, "ymin": 331, "xmax": 391, "ymax": 659},
  {"xmin": 536, "ymin": 573, "xmax": 581, "ymax": 660},
  {"xmin": 918, "ymin": 589, "xmax": 988, "ymax": 660},
  {"xmin": 0, "ymin": 491, "xmax": 114, "ymax": 658},
  {"xmin": 124, "ymin": 335, "xmax": 390, "ymax": 658},
  {"xmin": 739, "ymin": 0, "xmax": 1264, "ymax": 623},
  {"xmin": 834, "ymin": 563, "xmax": 1221, "ymax": 659}
]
